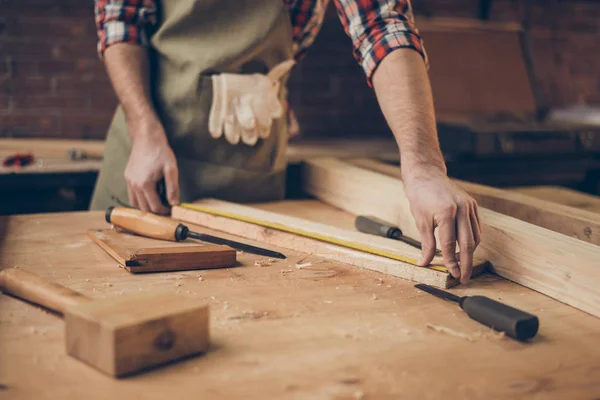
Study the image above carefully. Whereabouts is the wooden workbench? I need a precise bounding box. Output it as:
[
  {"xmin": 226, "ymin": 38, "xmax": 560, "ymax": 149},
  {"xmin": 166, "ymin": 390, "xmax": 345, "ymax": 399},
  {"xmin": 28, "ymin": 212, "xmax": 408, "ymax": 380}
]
[{"xmin": 1, "ymin": 201, "xmax": 600, "ymax": 399}]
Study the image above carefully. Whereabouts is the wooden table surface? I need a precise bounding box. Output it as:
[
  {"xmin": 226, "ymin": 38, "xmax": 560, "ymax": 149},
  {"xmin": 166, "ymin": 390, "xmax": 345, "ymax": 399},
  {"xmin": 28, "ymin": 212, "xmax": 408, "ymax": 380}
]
[{"xmin": 1, "ymin": 201, "xmax": 599, "ymax": 399}]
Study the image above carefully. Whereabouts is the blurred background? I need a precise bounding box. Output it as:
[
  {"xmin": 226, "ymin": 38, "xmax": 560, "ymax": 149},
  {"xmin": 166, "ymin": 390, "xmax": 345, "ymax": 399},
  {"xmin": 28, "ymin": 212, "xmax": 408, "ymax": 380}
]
[{"xmin": 1, "ymin": 0, "xmax": 599, "ymax": 214}]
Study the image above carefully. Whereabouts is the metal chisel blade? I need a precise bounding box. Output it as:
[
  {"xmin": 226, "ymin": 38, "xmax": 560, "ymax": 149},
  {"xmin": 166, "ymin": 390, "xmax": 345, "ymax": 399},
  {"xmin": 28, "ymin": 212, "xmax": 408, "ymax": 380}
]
[
  {"xmin": 415, "ymin": 284, "xmax": 461, "ymax": 303},
  {"xmin": 187, "ymin": 232, "xmax": 286, "ymax": 259}
]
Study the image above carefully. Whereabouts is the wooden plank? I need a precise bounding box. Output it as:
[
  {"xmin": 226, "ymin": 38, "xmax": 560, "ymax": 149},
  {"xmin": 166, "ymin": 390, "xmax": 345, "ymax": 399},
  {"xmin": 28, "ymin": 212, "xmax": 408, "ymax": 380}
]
[
  {"xmin": 172, "ymin": 200, "xmax": 488, "ymax": 288},
  {"xmin": 512, "ymin": 186, "xmax": 600, "ymax": 215},
  {"xmin": 350, "ymin": 159, "xmax": 600, "ymax": 245},
  {"xmin": 302, "ymin": 158, "xmax": 600, "ymax": 318},
  {"xmin": 287, "ymin": 138, "xmax": 399, "ymax": 165},
  {"xmin": 88, "ymin": 229, "xmax": 236, "ymax": 273},
  {"xmin": 1, "ymin": 211, "xmax": 600, "ymax": 397}
]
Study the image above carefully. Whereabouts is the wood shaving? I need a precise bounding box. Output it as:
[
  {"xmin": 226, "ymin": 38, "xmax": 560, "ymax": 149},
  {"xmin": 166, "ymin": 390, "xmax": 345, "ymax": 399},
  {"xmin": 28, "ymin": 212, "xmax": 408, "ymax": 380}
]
[
  {"xmin": 295, "ymin": 262, "xmax": 312, "ymax": 269},
  {"xmin": 198, "ymin": 276, "xmax": 204, "ymax": 281},
  {"xmin": 175, "ymin": 281, "xmax": 183, "ymax": 287},
  {"xmin": 102, "ymin": 283, "xmax": 112, "ymax": 287},
  {"xmin": 354, "ymin": 391, "xmax": 365, "ymax": 399},
  {"xmin": 254, "ymin": 258, "xmax": 276, "ymax": 267},
  {"xmin": 426, "ymin": 323, "xmax": 474, "ymax": 342},
  {"xmin": 372, "ymin": 294, "xmax": 378, "ymax": 300},
  {"xmin": 377, "ymin": 278, "xmax": 384, "ymax": 285},
  {"xmin": 324, "ymin": 300, "xmax": 333, "ymax": 304},
  {"xmin": 280, "ymin": 269, "xmax": 293, "ymax": 275},
  {"xmin": 474, "ymin": 329, "xmax": 506, "ymax": 341},
  {"xmin": 85, "ymin": 279, "xmax": 90, "ymax": 282}
]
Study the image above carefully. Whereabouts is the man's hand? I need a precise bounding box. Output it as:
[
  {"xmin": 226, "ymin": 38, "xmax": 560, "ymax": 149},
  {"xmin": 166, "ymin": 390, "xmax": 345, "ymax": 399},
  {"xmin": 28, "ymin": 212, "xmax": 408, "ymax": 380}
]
[
  {"xmin": 404, "ymin": 167, "xmax": 481, "ymax": 283},
  {"xmin": 124, "ymin": 119, "xmax": 179, "ymax": 214}
]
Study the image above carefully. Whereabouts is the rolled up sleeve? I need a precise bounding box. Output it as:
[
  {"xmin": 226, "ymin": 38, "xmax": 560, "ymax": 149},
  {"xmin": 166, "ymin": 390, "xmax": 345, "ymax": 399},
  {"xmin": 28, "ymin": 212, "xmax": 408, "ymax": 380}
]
[
  {"xmin": 333, "ymin": 0, "xmax": 428, "ymax": 86},
  {"xmin": 95, "ymin": 0, "xmax": 157, "ymax": 57}
]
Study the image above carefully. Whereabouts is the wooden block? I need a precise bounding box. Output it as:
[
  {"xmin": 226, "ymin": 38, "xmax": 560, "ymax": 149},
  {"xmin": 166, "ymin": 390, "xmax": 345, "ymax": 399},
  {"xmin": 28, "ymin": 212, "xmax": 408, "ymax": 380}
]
[
  {"xmin": 0, "ymin": 268, "xmax": 210, "ymax": 377},
  {"xmin": 65, "ymin": 290, "xmax": 209, "ymax": 377},
  {"xmin": 302, "ymin": 158, "xmax": 600, "ymax": 318},
  {"xmin": 350, "ymin": 159, "xmax": 600, "ymax": 246},
  {"xmin": 88, "ymin": 229, "xmax": 236, "ymax": 273},
  {"xmin": 172, "ymin": 200, "xmax": 488, "ymax": 289}
]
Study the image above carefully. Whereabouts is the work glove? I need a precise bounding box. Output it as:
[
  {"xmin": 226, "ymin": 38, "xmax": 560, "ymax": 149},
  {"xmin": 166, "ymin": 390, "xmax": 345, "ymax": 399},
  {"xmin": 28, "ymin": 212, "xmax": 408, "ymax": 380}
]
[{"xmin": 208, "ymin": 60, "xmax": 295, "ymax": 146}]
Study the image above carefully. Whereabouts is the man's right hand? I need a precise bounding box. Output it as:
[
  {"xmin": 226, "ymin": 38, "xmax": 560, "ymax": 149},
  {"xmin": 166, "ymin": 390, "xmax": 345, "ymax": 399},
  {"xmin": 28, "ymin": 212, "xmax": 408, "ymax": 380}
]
[{"xmin": 124, "ymin": 119, "xmax": 180, "ymax": 214}]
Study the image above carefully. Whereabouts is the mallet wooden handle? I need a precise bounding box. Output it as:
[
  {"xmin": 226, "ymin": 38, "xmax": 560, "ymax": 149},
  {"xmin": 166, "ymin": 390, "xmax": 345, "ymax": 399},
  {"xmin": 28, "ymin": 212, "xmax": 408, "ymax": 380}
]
[
  {"xmin": 0, "ymin": 269, "xmax": 92, "ymax": 314},
  {"xmin": 106, "ymin": 207, "xmax": 185, "ymax": 241}
]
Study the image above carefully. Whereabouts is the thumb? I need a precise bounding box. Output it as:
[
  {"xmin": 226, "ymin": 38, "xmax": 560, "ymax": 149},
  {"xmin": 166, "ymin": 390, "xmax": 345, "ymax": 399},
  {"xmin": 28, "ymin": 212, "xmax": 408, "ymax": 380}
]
[
  {"xmin": 417, "ymin": 223, "xmax": 437, "ymax": 267},
  {"xmin": 164, "ymin": 163, "xmax": 180, "ymax": 206},
  {"xmin": 267, "ymin": 59, "xmax": 295, "ymax": 81}
]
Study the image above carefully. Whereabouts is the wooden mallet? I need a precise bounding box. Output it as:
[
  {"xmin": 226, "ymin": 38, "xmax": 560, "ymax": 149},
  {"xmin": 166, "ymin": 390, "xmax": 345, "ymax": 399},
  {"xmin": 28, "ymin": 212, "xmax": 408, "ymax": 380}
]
[{"xmin": 0, "ymin": 268, "xmax": 209, "ymax": 377}]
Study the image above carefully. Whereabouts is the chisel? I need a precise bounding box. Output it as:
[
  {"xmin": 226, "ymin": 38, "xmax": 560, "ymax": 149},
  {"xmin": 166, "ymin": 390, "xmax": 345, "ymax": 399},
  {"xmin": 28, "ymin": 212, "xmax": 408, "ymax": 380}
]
[
  {"xmin": 355, "ymin": 215, "xmax": 439, "ymax": 254},
  {"xmin": 415, "ymin": 283, "xmax": 539, "ymax": 341},
  {"xmin": 105, "ymin": 207, "xmax": 286, "ymax": 259}
]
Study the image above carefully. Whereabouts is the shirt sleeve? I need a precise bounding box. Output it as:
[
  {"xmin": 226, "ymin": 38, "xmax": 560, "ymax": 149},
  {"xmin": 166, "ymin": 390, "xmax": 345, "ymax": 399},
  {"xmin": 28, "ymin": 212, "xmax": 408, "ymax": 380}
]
[
  {"xmin": 94, "ymin": 0, "xmax": 157, "ymax": 57},
  {"xmin": 332, "ymin": 0, "xmax": 428, "ymax": 85}
]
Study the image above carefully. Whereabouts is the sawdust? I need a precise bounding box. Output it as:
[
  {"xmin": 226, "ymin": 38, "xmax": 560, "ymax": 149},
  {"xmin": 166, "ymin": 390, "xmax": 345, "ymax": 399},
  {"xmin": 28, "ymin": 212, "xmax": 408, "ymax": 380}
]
[
  {"xmin": 372, "ymin": 294, "xmax": 378, "ymax": 300},
  {"xmin": 198, "ymin": 276, "xmax": 204, "ymax": 281},
  {"xmin": 85, "ymin": 279, "xmax": 90, "ymax": 282},
  {"xmin": 474, "ymin": 329, "xmax": 506, "ymax": 341},
  {"xmin": 102, "ymin": 283, "xmax": 112, "ymax": 287},
  {"xmin": 228, "ymin": 311, "xmax": 269, "ymax": 320},
  {"xmin": 175, "ymin": 280, "xmax": 183, "ymax": 287},
  {"xmin": 354, "ymin": 391, "xmax": 365, "ymax": 399},
  {"xmin": 254, "ymin": 258, "xmax": 276, "ymax": 267},
  {"xmin": 426, "ymin": 323, "xmax": 474, "ymax": 342}
]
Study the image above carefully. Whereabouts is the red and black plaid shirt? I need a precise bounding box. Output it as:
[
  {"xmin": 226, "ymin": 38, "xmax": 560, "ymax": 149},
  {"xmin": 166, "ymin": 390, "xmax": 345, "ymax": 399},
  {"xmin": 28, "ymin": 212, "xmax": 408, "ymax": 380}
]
[{"xmin": 95, "ymin": 0, "xmax": 427, "ymax": 85}]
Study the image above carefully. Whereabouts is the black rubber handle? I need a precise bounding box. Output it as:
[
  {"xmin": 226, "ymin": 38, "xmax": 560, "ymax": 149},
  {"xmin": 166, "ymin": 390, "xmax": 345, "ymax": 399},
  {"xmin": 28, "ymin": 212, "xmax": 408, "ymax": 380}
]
[
  {"xmin": 355, "ymin": 215, "xmax": 401, "ymax": 239},
  {"xmin": 460, "ymin": 296, "xmax": 539, "ymax": 341}
]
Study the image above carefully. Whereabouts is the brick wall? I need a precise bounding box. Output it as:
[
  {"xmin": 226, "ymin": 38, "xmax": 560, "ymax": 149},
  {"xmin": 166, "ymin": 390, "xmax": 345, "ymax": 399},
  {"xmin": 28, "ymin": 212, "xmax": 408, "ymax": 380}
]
[{"xmin": 0, "ymin": 0, "xmax": 598, "ymax": 140}]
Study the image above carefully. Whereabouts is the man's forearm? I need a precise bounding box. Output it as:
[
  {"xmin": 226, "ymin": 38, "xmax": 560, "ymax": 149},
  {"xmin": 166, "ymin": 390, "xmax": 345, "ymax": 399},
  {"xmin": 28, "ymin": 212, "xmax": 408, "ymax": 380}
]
[
  {"xmin": 372, "ymin": 49, "xmax": 446, "ymax": 181},
  {"xmin": 103, "ymin": 43, "xmax": 161, "ymax": 137}
]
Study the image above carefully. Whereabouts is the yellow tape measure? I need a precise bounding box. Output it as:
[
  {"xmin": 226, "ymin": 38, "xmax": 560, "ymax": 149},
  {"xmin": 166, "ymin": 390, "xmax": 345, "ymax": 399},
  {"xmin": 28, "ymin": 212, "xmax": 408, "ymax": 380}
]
[{"xmin": 181, "ymin": 203, "xmax": 448, "ymax": 273}]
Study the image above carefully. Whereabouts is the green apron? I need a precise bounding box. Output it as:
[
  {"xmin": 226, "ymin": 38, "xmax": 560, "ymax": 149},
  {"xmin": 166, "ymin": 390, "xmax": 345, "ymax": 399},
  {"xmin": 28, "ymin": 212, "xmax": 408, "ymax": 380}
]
[{"xmin": 90, "ymin": 0, "xmax": 294, "ymax": 210}]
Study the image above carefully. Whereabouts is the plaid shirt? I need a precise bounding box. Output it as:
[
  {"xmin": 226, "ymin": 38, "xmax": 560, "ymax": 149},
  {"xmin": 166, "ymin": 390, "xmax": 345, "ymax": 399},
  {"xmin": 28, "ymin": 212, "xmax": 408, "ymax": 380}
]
[{"xmin": 95, "ymin": 0, "xmax": 426, "ymax": 84}]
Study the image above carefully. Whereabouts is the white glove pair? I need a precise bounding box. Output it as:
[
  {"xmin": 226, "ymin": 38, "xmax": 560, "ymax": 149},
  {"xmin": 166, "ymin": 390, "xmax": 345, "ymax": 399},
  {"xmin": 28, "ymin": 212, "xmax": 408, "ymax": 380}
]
[{"xmin": 208, "ymin": 60, "xmax": 295, "ymax": 146}]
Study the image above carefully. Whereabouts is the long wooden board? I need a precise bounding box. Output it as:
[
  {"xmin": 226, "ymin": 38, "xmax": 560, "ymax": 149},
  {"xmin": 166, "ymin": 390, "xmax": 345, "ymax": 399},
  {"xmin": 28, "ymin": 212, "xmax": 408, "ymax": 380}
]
[
  {"xmin": 302, "ymin": 158, "xmax": 600, "ymax": 318},
  {"xmin": 350, "ymin": 158, "xmax": 600, "ymax": 246},
  {"xmin": 172, "ymin": 200, "xmax": 487, "ymax": 288},
  {"xmin": 512, "ymin": 186, "xmax": 600, "ymax": 215},
  {"xmin": 88, "ymin": 229, "xmax": 236, "ymax": 273}
]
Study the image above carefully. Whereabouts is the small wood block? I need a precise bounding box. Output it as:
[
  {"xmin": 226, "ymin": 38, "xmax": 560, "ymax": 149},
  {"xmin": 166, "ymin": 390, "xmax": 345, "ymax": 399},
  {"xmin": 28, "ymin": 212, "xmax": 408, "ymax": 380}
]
[
  {"xmin": 65, "ymin": 291, "xmax": 209, "ymax": 377},
  {"xmin": 88, "ymin": 229, "xmax": 236, "ymax": 273}
]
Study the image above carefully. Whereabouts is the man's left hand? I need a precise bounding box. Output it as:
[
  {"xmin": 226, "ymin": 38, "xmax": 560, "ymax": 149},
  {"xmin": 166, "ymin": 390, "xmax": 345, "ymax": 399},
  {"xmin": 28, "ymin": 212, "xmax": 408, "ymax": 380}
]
[{"xmin": 403, "ymin": 167, "xmax": 481, "ymax": 283}]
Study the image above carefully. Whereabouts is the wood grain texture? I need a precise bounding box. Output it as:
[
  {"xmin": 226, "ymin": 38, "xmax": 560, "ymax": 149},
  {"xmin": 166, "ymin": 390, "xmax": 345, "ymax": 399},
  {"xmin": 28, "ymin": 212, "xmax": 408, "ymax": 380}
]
[
  {"xmin": 172, "ymin": 200, "xmax": 487, "ymax": 288},
  {"xmin": 65, "ymin": 291, "xmax": 209, "ymax": 377},
  {"xmin": 88, "ymin": 229, "xmax": 236, "ymax": 273},
  {"xmin": 512, "ymin": 186, "xmax": 600, "ymax": 215},
  {"xmin": 350, "ymin": 159, "xmax": 600, "ymax": 245},
  {"xmin": 1, "ymin": 210, "xmax": 599, "ymax": 398},
  {"xmin": 302, "ymin": 158, "xmax": 600, "ymax": 318}
]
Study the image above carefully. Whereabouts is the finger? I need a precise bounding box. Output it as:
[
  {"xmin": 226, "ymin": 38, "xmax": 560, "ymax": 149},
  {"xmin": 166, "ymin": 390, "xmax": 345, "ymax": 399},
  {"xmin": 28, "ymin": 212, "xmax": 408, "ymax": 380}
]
[
  {"xmin": 470, "ymin": 208, "xmax": 481, "ymax": 247},
  {"xmin": 208, "ymin": 75, "xmax": 226, "ymax": 138},
  {"xmin": 164, "ymin": 164, "xmax": 180, "ymax": 206},
  {"xmin": 258, "ymin": 122, "xmax": 271, "ymax": 139},
  {"xmin": 269, "ymin": 96, "xmax": 283, "ymax": 119},
  {"xmin": 224, "ymin": 108, "xmax": 241, "ymax": 145},
  {"xmin": 127, "ymin": 185, "xmax": 138, "ymax": 209},
  {"xmin": 438, "ymin": 209, "xmax": 460, "ymax": 278},
  {"xmin": 457, "ymin": 205, "xmax": 475, "ymax": 284},
  {"xmin": 143, "ymin": 183, "xmax": 170, "ymax": 215},
  {"xmin": 241, "ymin": 127, "xmax": 259, "ymax": 146},
  {"xmin": 134, "ymin": 187, "xmax": 151, "ymax": 212},
  {"xmin": 235, "ymin": 94, "xmax": 256, "ymax": 130},
  {"xmin": 417, "ymin": 220, "xmax": 437, "ymax": 267},
  {"xmin": 267, "ymin": 59, "xmax": 295, "ymax": 81}
]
